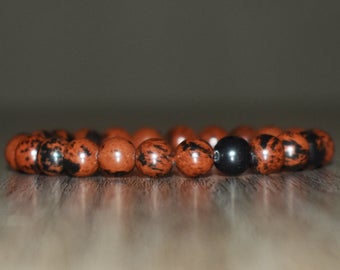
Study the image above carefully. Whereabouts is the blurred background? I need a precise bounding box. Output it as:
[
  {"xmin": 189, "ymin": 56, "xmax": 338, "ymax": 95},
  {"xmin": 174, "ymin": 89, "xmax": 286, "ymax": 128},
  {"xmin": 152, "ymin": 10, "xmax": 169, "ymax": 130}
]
[
  {"xmin": 1, "ymin": 2, "xmax": 340, "ymax": 269},
  {"xmin": 1, "ymin": 0, "xmax": 339, "ymax": 133}
]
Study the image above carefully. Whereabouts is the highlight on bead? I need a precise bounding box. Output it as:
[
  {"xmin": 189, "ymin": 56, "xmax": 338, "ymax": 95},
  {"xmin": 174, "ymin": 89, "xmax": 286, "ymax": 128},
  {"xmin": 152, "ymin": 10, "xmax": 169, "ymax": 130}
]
[
  {"xmin": 250, "ymin": 134, "xmax": 284, "ymax": 174},
  {"xmin": 167, "ymin": 126, "xmax": 196, "ymax": 150},
  {"xmin": 98, "ymin": 137, "xmax": 136, "ymax": 176},
  {"xmin": 213, "ymin": 136, "xmax": 251, "ymax": 176},
  {"xmin": 4, "ymin": 126, "xmax": 334, "ymax": 178},
  {"xmin": 175, "ymin": 139, "xmax": 214, "ymax": 177},
  {"xmin": 136, "ymin": 138, "xmax": 173, "ymax": 177}
]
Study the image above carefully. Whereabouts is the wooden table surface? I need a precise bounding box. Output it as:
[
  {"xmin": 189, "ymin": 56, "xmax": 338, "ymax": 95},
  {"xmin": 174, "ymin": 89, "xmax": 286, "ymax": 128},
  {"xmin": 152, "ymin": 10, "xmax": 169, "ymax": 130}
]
[{"xmin": 0, "ymin": 117, "xmax": 339, "ymax": 270}]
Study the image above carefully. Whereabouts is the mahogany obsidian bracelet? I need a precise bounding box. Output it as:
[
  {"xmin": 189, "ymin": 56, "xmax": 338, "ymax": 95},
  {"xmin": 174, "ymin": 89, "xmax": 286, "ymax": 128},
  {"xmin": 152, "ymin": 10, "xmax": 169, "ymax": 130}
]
[{"xmin": 4, "ymin": 126, "xmax": 335, "ymax": 178}]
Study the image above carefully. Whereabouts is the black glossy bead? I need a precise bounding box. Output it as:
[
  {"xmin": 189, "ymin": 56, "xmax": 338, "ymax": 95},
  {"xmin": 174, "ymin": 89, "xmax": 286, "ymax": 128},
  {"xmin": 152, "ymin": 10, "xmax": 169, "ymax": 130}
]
[
  {"xmin": 301, "ymin": 130, "xmax": 325, "ymax": 168},
  {"xmin": 213, "ymin": 136, "xmax": 251, "ymax": 175}
]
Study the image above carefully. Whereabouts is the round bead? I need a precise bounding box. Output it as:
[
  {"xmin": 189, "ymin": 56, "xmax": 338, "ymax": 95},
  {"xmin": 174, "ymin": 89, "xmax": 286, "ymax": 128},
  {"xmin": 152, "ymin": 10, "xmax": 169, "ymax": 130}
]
[
  {"xmin": 5, "ymin": 134, "xmax": 28, "ymax": 170},
  {"xmin": 286, "ymin": 127, "xmax": 304, "ymax": 133},
  {"xmin": 312, "ymin": 129, "xmax": 335, "ymax": 164},
  {"xmin": 136, "ymin": 138, "xmax": 173, "ymax": 177},
  {"xmin": 230, "ymin": 126, "xmax": 257, "ymax": 142},
  {"xmin": 31, "ymin": 130, "xmax": 54, "ymax": 138},
  {"xmin": 213, "ymin": 136, "xmax": 251, "ymax": 175},
  {"xmin": 278, "ymin": 131, "xmax": 309, "ymax": 171},
  {"xmin": 257, "ymin": 126, "xmax": 283, "ymax": 137},
  {"xmin": 301, "ymin": 129, "xmax": 334, "ymax": 168},
  {"xmin": 250, "ymin": 134, "xmax": 284, "ymax": 174},
  {"xmin": 175, "ymin": 139, "xmax": 213, "ymax": 177},
  {"xmin": 37, "ymin": 138, "xmax": 67, "ymax": 175},
  {"xmin": 64, "ymin": 139, "xmax": 99, "ymax": 177},
  {"xmin": 74, "ymin": 128, "xmax": 102, "ymax": 145},
  {"xmin": 52, "ymin": 129, "xmax": 74, "ymax": 141},
  {"xmin": 199, "ymin": 126, "xmax": 227, "ymax": 148},
  {"xmin": 167, "ymin": 126, "xmax": 196, "ymax": 149},
  {"xmin": 132, "ymin": 128, "xmax": 162, "ymax": 148},
  {"xmin": 103, "ymin": 127, "xmax": 131, "ymax": 140},
  {"xmin": 15, "ymin": 135, "xmax": 44, "ymax": 174},
  {"xmin": 98, "ymin": 137, "xmax": 136, "ymax": 175}
]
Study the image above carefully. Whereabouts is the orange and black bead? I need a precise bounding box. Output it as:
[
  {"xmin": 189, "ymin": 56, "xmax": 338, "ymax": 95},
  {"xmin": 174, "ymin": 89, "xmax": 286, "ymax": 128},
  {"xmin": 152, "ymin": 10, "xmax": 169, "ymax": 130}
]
[
  {"xmin": 15, "ymin": 135, "xmax": 44, "ymax": 174},
  {"xmin": 175, "ymin": 139, "xmax": 213, "ymax": 177},
  {"xmin": 250, "ymin": 134, "xmax": 284, "ymax": 174},
  {"xmin": 278, "ymin": 131, "xmax": 309, "ymax": 171},
  {"xmin": 136, "ymin": 138, "xmax": 173, "ymax": 177},
  {"xmin": 37, "ymin": 137, "xmax": 67, "ymax": 175},
  {"xmin": 64, "ymin": 139, "xmax": 99, "ymax": 177}
]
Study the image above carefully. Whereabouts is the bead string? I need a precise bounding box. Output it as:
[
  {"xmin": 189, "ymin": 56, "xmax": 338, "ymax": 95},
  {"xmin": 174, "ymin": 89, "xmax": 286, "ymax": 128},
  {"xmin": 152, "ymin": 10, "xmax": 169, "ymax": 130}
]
[{"xmin": 5, "ymin": 126, "xmax": 335, "ymax": 178}]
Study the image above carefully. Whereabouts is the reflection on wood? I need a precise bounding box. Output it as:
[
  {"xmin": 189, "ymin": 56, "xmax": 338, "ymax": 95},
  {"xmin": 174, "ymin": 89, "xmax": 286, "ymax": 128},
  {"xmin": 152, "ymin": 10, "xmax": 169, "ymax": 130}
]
[{"xmin": 0, "ymin": 168, "xmax": 340, "ymax": 269}]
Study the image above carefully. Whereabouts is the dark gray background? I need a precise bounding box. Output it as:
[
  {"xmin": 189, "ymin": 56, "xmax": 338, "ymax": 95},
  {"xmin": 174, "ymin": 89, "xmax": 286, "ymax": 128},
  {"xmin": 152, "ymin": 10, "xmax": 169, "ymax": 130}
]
[
  {"xmin": 1, "ymin": 3, "xmax": 340, "ymax": 267},
  {"xmin": 1, "ymin": 0, "xmax": 339, "ymax": 133}
]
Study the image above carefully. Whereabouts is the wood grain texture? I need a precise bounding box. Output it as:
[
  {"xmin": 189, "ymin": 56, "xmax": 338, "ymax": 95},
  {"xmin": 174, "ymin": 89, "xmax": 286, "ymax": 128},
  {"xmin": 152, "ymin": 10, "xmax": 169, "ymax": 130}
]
[{"xmin": 1, "ymin": 166, "xmax": 340, "ymax": 270}]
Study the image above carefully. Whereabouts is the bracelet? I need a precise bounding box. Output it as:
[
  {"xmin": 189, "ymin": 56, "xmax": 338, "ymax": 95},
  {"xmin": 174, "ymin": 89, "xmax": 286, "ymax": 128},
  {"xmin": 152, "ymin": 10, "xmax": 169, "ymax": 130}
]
[{"xmin": 5, "ymin": 126, "xmax": 335, "ymax": 178}]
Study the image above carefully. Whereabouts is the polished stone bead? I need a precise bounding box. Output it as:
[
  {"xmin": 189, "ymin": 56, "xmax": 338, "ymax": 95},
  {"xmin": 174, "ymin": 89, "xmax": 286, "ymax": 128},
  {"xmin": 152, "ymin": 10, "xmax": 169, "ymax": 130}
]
[
  {"xmin": 213, "ymin": 136, "xmax": 251, "ymax": 175},
  {"xmin": 229, "ymin": 126, "xmax": 257, "ymax": 142},
  {"xmin": 5, "ymin": 133, "xmax": 28, "ymax": 170},
  {"xmin": 15, "ymin": 135, "xmax": 44, "ymax": 174},
  {"xmin": 64, "ymin": 139, "xmax": 99, "ymax": 177},
  {"xmin": 250, "ymin": 134, "xmax": 284, "ymax": 174},
  {"xmin": 257, "ymin": 125, "xmax": 283, "ymax": 137},
  {"xmin": 286, "ymin": 127, "xmax": 304, "ymax": 133},
  {"xmin": 278, "ymin": 131, "xmax": 309, "ymax": 171},
  {"xmin": 167, "ymin": 126, "xmax": 196, "ymax": 149},
  {"xmin": 52, "ymin": 129, "xmax": 74, "ymax": 141},
  {"xmin": 132, "ymin": 128, "xmax": 162, "ymax": 148},
  {"xmin": 175, "ymin": 139, "xmax": 213, "ymax": 177},
  {"xmin": 98, "ymin": 137, "xmax": 135, "ymax": 175},
  {"xmin": 312, "ymin": 129, "xmax": 335, "ymax": 165},
  {"xmin": 103, "ymin": 127, "xmax": 131, "ymax": 141},
  {"xmin": 199, "ymin": 126, "xmax": 227, "ymax": 148},
  {"xmin": 74, "ymin": 128, "xmax": 102, "ymax": 145},
  {"xmin": 37, "ymin": 138, "xmax": 67, "ymax": 175},
  {"xmin": 136, "ymin": 138, "xmax": 173, "ymax": 177},
  {"xmin": 301, "ymin": 129, "xmax": 334, "ymax": 168},
  {"xmin": 31, "ymin": 130, "xmax": 54, "ymax": 138}
]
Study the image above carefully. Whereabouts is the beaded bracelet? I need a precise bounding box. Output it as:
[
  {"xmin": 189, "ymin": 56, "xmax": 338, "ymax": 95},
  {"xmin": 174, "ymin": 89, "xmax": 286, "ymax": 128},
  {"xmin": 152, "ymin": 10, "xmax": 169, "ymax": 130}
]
[{"xmin": 5, "ymin": 126, "xmax": 335, "ymax": 178}]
